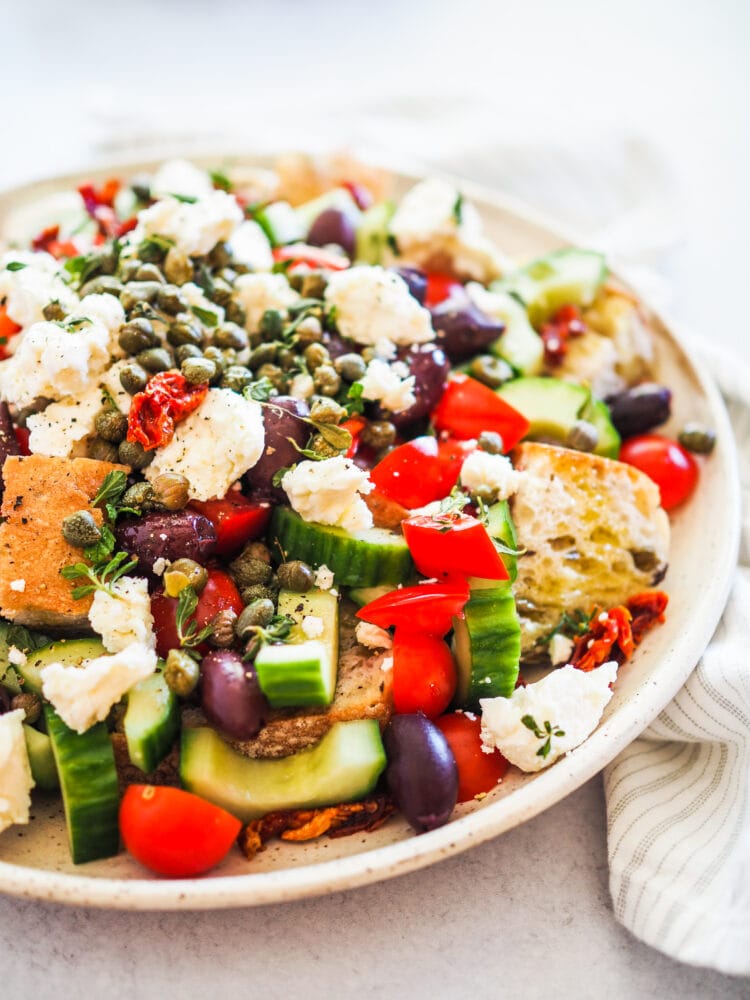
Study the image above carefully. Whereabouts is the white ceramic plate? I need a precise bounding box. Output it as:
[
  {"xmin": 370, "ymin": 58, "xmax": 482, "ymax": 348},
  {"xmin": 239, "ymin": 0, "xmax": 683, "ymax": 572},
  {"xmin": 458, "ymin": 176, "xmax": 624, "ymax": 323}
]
[{"xmin": 0, "ymin": 156, "xmax": 740, "ymax": 909}]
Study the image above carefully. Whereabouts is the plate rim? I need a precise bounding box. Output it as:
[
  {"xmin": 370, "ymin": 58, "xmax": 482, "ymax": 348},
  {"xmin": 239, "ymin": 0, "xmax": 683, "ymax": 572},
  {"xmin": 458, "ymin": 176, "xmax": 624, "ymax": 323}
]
[{"xmin": 0, "ymin": 153, "xmax": 740, "ymax": 910}]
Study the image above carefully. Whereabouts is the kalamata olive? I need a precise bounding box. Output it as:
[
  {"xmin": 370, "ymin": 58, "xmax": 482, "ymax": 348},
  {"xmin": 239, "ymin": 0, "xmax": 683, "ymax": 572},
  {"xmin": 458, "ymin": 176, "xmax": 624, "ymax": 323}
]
[
  {"xmin": 0, "ymin": 402, "xmax": 21, "ymax": 501},
  {"xmin": 605, "ymin": 383, "xmax": 672, "ymax": 439},
  {"xmin": 307, "ymin": 208, "xmax": 356, "ymax": 258},
  {"xmin": 321, "ymin": 331, "xmax": 351, "ymax": 360},
  {"xmin": 430, "ymin": 288, "xmax": 505, "ymax": 362},
  {"xmin": 371, "ymin": 344, "xmax": 450, "ymax": 429},
  {"xmin": 200, "ymin": 649, "xmax": 268, "ymax": 741},
  {"xmin": 392, "ymin": 266, "xmax": 428, "ymax": 305},
  {"xmin": 383, "ymin": 713, "xmax": 458, "ymax": 833},
  {"xmin": 243, "ymin": 395, "xmax": 310, "ymax": 501},
  {"xmin": 115, "ymin": 510, "xmax": 217, "ymax": 575}
]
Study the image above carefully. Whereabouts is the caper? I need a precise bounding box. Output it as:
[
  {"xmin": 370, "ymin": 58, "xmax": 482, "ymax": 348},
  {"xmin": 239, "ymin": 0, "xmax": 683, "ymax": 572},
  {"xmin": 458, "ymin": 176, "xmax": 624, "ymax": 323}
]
[
  {"xmin": 163, "ymin": 247, "xmax": 193, "ymax": 286},
  {"xmin": 122, "ymin": 481, "xmax": 155, "ymax": 510},
  {"xmin": 469, "ymin": 355, "xmax": 513, "ymax": 389},
  {"xmin": 118, "ymin": 439, "xmax": 154, "ymax": 469},
  {"xmin": 120, "ymin": 281, "xmax": 162, "ymax": 312},
  {"xmin": 151, "ymin": 472, "xmax": 190, "ymax": 511},
  {"xmin": 240, "ymin": 583, "xmax": 277, "ymax": 605},
  {"xmin": 276, "ymin": 347, "xmax": 296, "ymax": 371},
  {"xmin": 174, "ymin": 344, "xmax": 203, "ymax": 364},
  {"xmin": 42, "ymin": 301, "xmax": 66, "ymax": 322},
  {"xmin": 118, "ymin": 318, "xmax": 158, "ymax": 355},
  {"xmin": 256, "ymin": 363, "xmax": 286, "ymax": 389},
  {"xmin": 167, "ymin": 319, "xmax": 203, "ymax": 347},
  {"xmin": 209, "ymin": 278, "xmax": 234, "ymax": 307},
  {"xmin": 209, "ymin": 608, "xmax": 238, "ymax": 648},
  {"xmin": 478, "ymin": 430, "xmax": 505, "ymax": 455},
  {"xmin": 248, "ymin": 342, "xmax": 279, "ymax": 370},
  {"xmin": 182, "ymin": 356, "xmax": 217, "ymax": 385},
  {"xmin": 87, "ymin": 437, "xmax": 119, "ymax": 463},
  {"xmin": 300, "ymin": 273, "xmax": 327, "ymax": 299},
  {"xmin": 136, "ymin": 347, "xmax": 173, "ymax": 373},
  {"xmin": 276, "ymin": 559, "xmax": 315, "ymax": 592},
  {"xmin": 217, "ymin": 365, "xmax": 250, "ymax": 393},
  {"xmin": 119, "ymin": 259, "xmax": 142, "ymax": 282},
  {"xmin": 566, "ymin": 419, "xmax": 599, "ymax": 453},
  {"xmin": 229, "ymin": 551, "xmax": 273, "ymax": 589},
  {"xmin": 260, "ymin": 309, "xmax": 283, "ymax": 339},
  {"xmin": 208, "ymin": 242, "xmax": 233, "ymax": 269},
  {"xmin": 313, "ymin": 364, "xmax": 341, "ymax": 397},
  {"xmin": 202, "ymin": 345, "xmax": 227, "ymax": 374},
  {"xmin": 10, "ymin": 692, "xmax": 41, "ymax": 725},
  {"xmin": 164, "ymin": 648, "xmax": 200, "ymax": 698},
  {"xmin": 62, "ymin": 510, "xmax": 102, "ymax": 548},
  {"xmin": 134, "ymin": 263, "xmax": 165, "ymax": 283},
  {"xmin": 224, "ymin": 300, "xmax": 246, "ymax": 326},
  {"xmin": 303, "ymin": 343, "xmax": 330, "ymax": 371},
  {"xmin": 309, "ymin": 398, "xmax": 347, "ymax": 425},
  {"xmin": 334, "ymin": 352, "xmax": 367, "ymax": 382},
  {"xmin": 678, "ymin": 423, "xmax": 716, "ymax": 454},
  {"xmin": 156, "ymin": 284, "xmax": 188, "ymax": 315},
  {"xmin": 296, "ymin": 315, "xmax": 323, "ymax": 339},
  {"xmin": 169, "ymin": 558, "xmax": 209, "ymax": 593},
  {"xmin": 362, "ymin": 420, "xmax": 397, "ymax": 450},
  {"xmin": 94, "ymin": 409, "xmax": 128, "ymax": 443},
  {"xmin": 295, "ymin": 322, "xmax": 323, "ymax": 348},
  {"xmin": 241, "ymin": 541, "xmax": 272, "ymax": 565},
  {"xmin": 80, "ymin": 275, "xmax": 123, "ymax": 298},
  {"xmin": 235, "ymin": 599, "xmax": 275, "ymax": 639},
  {"xmin": 119, "ymin": 361, "xmax": 149, "ymax": 395},
  {"xmin": 213, "ymin": 323, "xmax": 248, "ymax": 351}
]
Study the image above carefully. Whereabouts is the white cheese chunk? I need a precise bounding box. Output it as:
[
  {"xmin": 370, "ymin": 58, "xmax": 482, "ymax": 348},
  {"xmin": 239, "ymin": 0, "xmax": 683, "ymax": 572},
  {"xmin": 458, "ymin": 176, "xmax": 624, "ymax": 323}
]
[
  {"xmin": 150, "ymin": 159, "xmax": 214, "ymax": 200},
  {"xmin": 233, "ymin": 272, "xmax": 300, "ymax": 333},
  {"xmin": 301, "ymin": 615, "xmax": 324, "ymax": 639},
  {"xmin": 0, "ymin": 709, "xmax": 34, "ymax": 834},
  {"xmin": 314, "ymin": 565, "xmax": 335, "ymax": 590},
  {"xmin": 324, "ymin": 265, "xmax": 434, "ymax": 355},
  {"xmin": 480, "ymin": 661, "xmax": 618, "ymax": 772},
  {"xmin": 283, "ymin": 456, "xmax": 374, "ymax": 534},
  {"xmin": 145, "ymin": 388, "xmax": 265, "ymax": 502},
  {"xmin": 459, "ymin": 450, "xmax": 523, "ymax": 500},
  {"xmin": 88, "ymin": 576, "xmax": 155, "ymax": 654},
  {"xmin": 355, "ymin": 621, "xmax": 393, "ymax": 650},
  {"xmin": 229, "ymin": 220, "xmax": 274, "ymax": 272},
  {"xmin": 359, "ymin": 358, "xmax": 416, "ymax": 414},
  {"xmin": 41, "ymin": 643, "xmax": 158, "ymax": 734},
  {"xmin": 133, "ymin": 190, "xmax": 242, "ymax": 258},
  {"xmin": 0, "ymin": 251, "xmax": 77, "ymax": 333},
  {"xmin": 548, "ymin": 633, "xmax": 575, "ymax": 667}
]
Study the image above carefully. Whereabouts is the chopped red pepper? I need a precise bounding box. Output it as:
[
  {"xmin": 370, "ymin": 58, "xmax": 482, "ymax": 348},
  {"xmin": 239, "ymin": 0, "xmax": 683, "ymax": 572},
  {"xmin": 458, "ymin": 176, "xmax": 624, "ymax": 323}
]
[
  {"xmin": 357, "ymin": 579, "xmax": 470, "ymax": 637},
  {"xmin": 127, "ymin": 372, "xmax": 209, "ymax": 451},
  {"xmin": 340, "ymin": 415, "xmax": 367, "ymax": 459},
  {"xmin": 190, "ymin": 494, "xmax": 272, "ymax": 556},
  {"xmin": 402, "ymin": 511, "xmax": 509, "ymax": 582},
  {"xmin": 424, "ymin": 272, "xmax": 463, "ymax": 308},
  {"xmin": 31, "ymin": 225, "xmax": 79, "ymax": 260},
  {"xmin": 431, "ymin": 374, "xmax": 530, "ymax": 446},
  {"xmin": 540, "ymin": 304, "xmax": 585, "ymax": 365},
  {"xmin": 272, "ymin": 245, "xmax": 350, "ymax": 271},
  {"xmin": 369, "ymin": 436, "xmax": 473, "ymax": 509}
]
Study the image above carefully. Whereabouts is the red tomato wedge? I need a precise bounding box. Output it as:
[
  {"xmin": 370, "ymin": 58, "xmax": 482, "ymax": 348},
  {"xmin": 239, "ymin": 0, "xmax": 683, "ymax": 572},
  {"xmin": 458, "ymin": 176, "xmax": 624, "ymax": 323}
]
[
  {"xmin": 151, "ymin": 569, "xmax": 243, "ymax": 660},
  {"xmin": 424, "ymin": 272, "xmax": 463, "ymax": 308},
  {"xmin": 434, "ymin": 713, "xmax": 508, "ymax": 802},
  {"xmin": 369, "ymin": 436, "xmax": 473, "ymax": 508},
  {"xmin": 340, "ymin": 414, "xmax": 367, "ymax": 458},
  {"xmin": 190, "ymin": 494, "xmax": 271, "ymax": 556},
  {"xmin": 120, "ymin": 785, "xmax": 241, "ymax": 877},
  {"xmin": 432, "ymin": 374, "xmax": 530, "ymax": 446},
  {"xmin": 392, "ymin": 629, "xmax": 457, "ymax": 718},
  {"xmin": 0, "ymin": 304, "xmax": 21, "ymax": 361},
  {"xmin": 272, "ymin": 245, "xmax": 350, "ymax": 271},
  {"xmin": 357, "ymin": 580, "xmax": 470, "ymax": 636},
  {"xmin": 618, "ymin": 433, "xmax": 699, "ymax": 510},
  {"xmin": 402, "ymin": 511, "xmax": 509, "ymax": 582}
]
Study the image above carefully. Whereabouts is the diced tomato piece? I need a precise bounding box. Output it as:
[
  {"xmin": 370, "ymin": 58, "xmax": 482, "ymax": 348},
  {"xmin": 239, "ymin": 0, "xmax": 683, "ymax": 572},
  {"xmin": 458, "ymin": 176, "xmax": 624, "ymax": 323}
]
[
  {"xmin": 340, "ymin": 415, "xmax": 366, "ymax": 458},
  {"xmin": 434, "ymin": 713, "xmax": 508, "ymax": 802},
  {"xmin": 392, "ymin": 629, "xmax": 457, "ymax": 718},
  {"xmin": 190, "ymin": 494, "xmax": 272, "ymax": 556},
  {"xmin": 151, "ymin": 569, "xmax": 243, "ymax": 660},
  {"xmin": 272, "ymin": 245, "xmax": 350, "ymax": 271},
  {"xmin": 431, "ymin": 374, "xmax": 530, "ymax": 446},
  {"xmin": 0, "ymin": 304, "xmax": 21, "ymax": 360},
  {"xmin": 369, "ymin": 436, "xmax": 473, "ymax": 509},
  {"xmin": 357, "ymin": 579, "xmax": 470, "ymax": 636},
  {"xmin": 424, "ymin": 272, "xmax": 463, "ymax": 308},
  {"xmin": 402, "ymin": 511, "xmax": 509, "ymax": 582},
  {"xmin": 120, "ymin": 785, "xmax": 241, "ymax": 877}
]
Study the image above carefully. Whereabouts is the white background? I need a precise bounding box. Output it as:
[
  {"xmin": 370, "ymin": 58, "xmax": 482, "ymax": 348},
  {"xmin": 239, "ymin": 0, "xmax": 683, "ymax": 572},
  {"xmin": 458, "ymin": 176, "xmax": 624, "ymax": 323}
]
[{"xmin": 0, "ymin": 1, "xmax": 748, "ymax": 996}]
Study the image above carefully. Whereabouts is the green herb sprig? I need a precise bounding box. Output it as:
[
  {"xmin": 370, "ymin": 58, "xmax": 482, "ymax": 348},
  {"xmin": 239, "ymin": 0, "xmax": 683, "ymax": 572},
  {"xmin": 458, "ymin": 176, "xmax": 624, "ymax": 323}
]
[
  {"xmin": 175, "ymin": 586, "xmax": 214, "ymax": 656},
  {"xmin": 521, "ymin": 714, "xmax": 566, "ymax": 759}
]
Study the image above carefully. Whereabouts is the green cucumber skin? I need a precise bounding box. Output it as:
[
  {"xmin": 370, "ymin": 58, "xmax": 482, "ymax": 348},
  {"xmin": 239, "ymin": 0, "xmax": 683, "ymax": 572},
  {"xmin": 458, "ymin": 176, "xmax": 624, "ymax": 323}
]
[
  {"xmin": 180, "ymin": 720, "xmax": 386, "ymax": 823},
  {"xmin": 253, "ymin": 202, "xmax": 304, "ymax": 247},
  {"xmin": 18, "ymin": 638, "xmax": 105, "ymax": 695},
  {"xmin": 124, "ymin": 671, "xmax": 180, "ymax": 775},
  {"xmin": 355, "ymin": 200, "xmax": 395, "ymax": 264},
  {"xmin": 271, "ymin": 507, "xmax": 413, "ymax": 588},
  {"xmin": 44, "ymin": 706, "xmax": 120, "ymax": 864},
  {"xmin": 23, "ymin": 724, "xmax": 59, "ymax": 791},
  {"xmin": 584, "ymin": 398, "xmax": 621, "ymax": 459},
  {"xmin": 494, "ymin": 248, "xmax": 607, "ymax": 327},
  {"xmin": 453, "ymin": 582, "xmax": 521, "ymax": 707},
  {"xmin": 485, "ymin": 500, "xmax": 518, "ymax": 582}
]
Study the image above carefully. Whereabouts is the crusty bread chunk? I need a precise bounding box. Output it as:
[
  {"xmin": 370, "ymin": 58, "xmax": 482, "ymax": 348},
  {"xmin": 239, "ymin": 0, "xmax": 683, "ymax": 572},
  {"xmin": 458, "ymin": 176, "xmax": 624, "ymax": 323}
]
[
  {"xmin": 582, "ymin": 284, "xmax": 655, "ymax": 385},
  {"xmin": 510, "ymin": 442, "xmax": 670, "ymax": 652},
  {"xmin": 0, "ymin": 455, "xmax": 126, "ymax": 632}
]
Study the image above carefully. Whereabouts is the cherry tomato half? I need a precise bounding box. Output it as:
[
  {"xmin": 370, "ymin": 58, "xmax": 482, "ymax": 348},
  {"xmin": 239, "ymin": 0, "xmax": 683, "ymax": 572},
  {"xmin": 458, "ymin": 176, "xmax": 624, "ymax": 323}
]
[
  {"xmin": 402, "ymin": 512, "xmax": 509, "ymax": 582},
  {"xmin": 370, "ymin": 436, "xmax": 473, "ymax": 509},
  {"xmin": 392, "ymin": 630, "xmax": 457, "ymax": 718},
  {"xmin": 619, "ymin": 433, "xmax": 699, "ymax": 510},
  {"xmin": 190, "ymin": 494, "xmax": 271, "ymax": 556},
  {"xmin": 120, "ymin": 785, "xmax": 241, "ymax": 877},
  {"xmin": 357, "ymin": 580, "xmax": 470, "ymax": 636},
  {"xmin": 151, "ymin": 569, "xmax": 243, "ymax": 659},
  {"xmin": 434, "ymin": 713, "xmax": 508, "ymax": 802}
]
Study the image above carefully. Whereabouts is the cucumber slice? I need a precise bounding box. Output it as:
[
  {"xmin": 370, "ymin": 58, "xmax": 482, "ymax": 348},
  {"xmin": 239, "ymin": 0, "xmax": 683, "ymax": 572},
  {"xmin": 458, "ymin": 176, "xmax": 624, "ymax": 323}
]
[
  {"xmin": 253, "ymin": 201, "xmax": 305, "ymax": 247},
  {"xmin": 271, "ymin": 506, "xmax": 413, "ymax": 588},
  {"xmin": 348, "ymin": 584, "xmax": 394, "ymax": 608},
  {"xmin": 180, "ymin": 719, "xmax": 386, "ymax": 822},
  {"xmin": 123, "ymin": 669, "xmax": 179, "ymax": 774},
  {"xmin": 1, "ymin": 665, "xmax": 21, "ymax": 696},
  {"xmin": 493, "ymin": 248, "xmax": 607, "ymax": 327},
  {"xmin": 355, "ymin": 200, "xmax": 395, "ymax": 264},
  {"xmin": 44, "ymin": 705, "xmax": 120, "ymax": 864},
  {"xmin": 23, "ymin": 723, "xmax": 59, "ymax": 791},
  {"xmin": 255, "ymin": 588, "xmax": 339, "ymax": 707},
  {"xmin": 485, "ymin": 500, "xmax": 518, "ymax": 582},
  {"xmin": 486, "ymin": 289, "xmax": 545, "ymax": 375},
  {"xmin": 17, "ymin": 637, "xmax": 105, "ymax": 695},
  {"xmin": 0, "ymin": 621, "xmax": 50, "ymax": 696},
  {"xmin": 497, "ymin": 376, "xmax": 619, "ymax": 459},
  {"xmin": 296, "ymin": 188, "xmax": 361, "ymax": 234},
  {"xmin": 452, "ymin": 580, "xmax": 521, "ymax": 707}
]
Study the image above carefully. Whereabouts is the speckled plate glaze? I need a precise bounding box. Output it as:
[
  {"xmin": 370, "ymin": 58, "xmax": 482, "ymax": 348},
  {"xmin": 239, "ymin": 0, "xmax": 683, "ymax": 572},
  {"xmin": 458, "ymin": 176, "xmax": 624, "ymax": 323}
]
[{"xmin": 0, "ymin": 156, "xmax": 740, "ymax": 909}]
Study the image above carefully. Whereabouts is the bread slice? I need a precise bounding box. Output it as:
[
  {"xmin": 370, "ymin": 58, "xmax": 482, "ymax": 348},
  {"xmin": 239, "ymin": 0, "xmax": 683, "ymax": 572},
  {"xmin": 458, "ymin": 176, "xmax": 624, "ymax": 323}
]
[
  {"xmin": 510, "ymin": 442, "xmax": 670, "ymax": 652},
  {"xmin": 0, "ymin": 455, "xmax": 126, "ymax": 632},
  {"xmin": 582, "ymin": 284, "xmax": 655, "ymax": 385}
]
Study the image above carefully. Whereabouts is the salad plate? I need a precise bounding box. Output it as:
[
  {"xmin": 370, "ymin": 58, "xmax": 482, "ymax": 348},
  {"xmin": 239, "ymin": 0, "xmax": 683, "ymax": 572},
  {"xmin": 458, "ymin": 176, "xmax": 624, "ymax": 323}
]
[{"xmin": 0, "ymin": 155, "xmax": 740, "ymax": 910}]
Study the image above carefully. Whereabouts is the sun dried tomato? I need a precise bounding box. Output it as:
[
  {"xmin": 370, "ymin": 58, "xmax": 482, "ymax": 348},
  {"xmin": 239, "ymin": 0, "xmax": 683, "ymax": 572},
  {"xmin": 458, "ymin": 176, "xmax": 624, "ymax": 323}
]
[
  {"xmin": 569, "ymin": 591, "xmax": 668, "ymax": 672},
  {"xmin": 627, "ymin": 590, "xmax": 669, "ymax": 645},
  {"xmin": 127, "ymin": 372, "xmax": 209, "ymax": 451},
  {"xmin": 31, "ymin": 224, "xmax": 79, "ymax": 259},
  {"xmin": 78, "ymin": 179, "xmax": 122, "ymax": 238},
  {"xmin": 540, "ymin": 303, "xmax": 586, "ymax": 365}
]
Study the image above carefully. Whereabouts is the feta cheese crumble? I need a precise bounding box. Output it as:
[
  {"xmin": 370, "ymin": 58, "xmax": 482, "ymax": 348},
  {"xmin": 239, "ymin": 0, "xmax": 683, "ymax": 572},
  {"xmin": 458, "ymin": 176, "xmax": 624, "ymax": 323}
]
[
  {"xmin": 145, "ymin": 389, "xmax": 265, "ymax": 502},
  {"xmin": 0, "ymin": 709, "xmax": 34, "ymax": 834},
  {"xmin": 301, "ymin": 615, "xmax": 325, "ymax": 639},
  {"xmin": 480, "ymin": 662, "xmax": 618, "ymax": 772},
  {"xmin": 324, "ymin": 265, "xmax": 434, "ymax": 355},
  {"xmin": 150, "ymin": 159, "xmax": 214, "ymax": 201},
  {"xmin": 88, "ymin": 576, "xmax": 155, "ymax": 654},
  {"xmin": 229, "ymin": 220, "xmax": 274, "ymax": 272},
  {"xmin": 7, "ymin": 646, "xmax": 27, "ymax": 667},
  {"xmin": 233, "ymin": 272, "xmax": 300, "ymax": 333},
  {"xmin": 459, "ymin": 450, "xmax": 523, "ymax": 500},
  {"xmin": 359, "ymin": 358, "xmax": 416, "ymax": 414},
  {"xmin": 0, "ymin": 251, "xmax": 77, "ymax": 333},
  {"xmin": 133, "ymin": 190, "xmax": 242, "ymax": 258},
  {"xmin": 314, "ymin": 565, "xmax": 335, "ymax": 590},
  {"xmin": 548, "ymin": 633, "xmax": 575, "ymax": 666},
  {"xmin": 282, "ymin": 456, "xmax": 374, "ymax": 533},
  {"xmin": 355, "ymin": 621, "xmax": 393, "ymax": 650}
]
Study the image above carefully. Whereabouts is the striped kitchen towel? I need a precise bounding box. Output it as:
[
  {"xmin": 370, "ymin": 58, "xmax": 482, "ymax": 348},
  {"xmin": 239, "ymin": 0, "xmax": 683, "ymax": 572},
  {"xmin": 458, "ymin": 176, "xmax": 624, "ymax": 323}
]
[{"xmin": 604, "ymin": 343, "xmax": 750, "ymax": 976}]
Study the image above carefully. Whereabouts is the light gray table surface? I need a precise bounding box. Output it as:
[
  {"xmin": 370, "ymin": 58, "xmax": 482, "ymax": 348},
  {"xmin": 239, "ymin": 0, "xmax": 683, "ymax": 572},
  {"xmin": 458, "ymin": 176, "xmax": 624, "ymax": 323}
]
[{"xmin": 1, "ymin": 1, "xmax": 749, "ymax": 996}]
